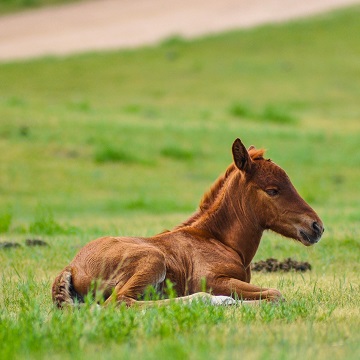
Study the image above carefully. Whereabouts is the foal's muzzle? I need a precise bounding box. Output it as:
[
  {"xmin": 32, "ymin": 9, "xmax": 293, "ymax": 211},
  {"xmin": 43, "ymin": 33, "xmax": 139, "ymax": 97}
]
[{"xmin": 299, "ymin": 221, "xmax": 324, "ymax": 246}]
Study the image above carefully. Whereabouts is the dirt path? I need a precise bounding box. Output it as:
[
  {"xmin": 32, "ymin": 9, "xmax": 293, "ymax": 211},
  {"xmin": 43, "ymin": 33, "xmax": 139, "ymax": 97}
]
[{"xmin": 0, "ymin": 0, "xmax": 359, "ymax": 61}]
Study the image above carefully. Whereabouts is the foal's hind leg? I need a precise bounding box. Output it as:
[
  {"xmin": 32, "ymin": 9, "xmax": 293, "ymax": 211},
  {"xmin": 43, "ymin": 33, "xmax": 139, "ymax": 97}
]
[{"xmin": 103, "ymin": 250, "xmax": 166, "ymax": 307}]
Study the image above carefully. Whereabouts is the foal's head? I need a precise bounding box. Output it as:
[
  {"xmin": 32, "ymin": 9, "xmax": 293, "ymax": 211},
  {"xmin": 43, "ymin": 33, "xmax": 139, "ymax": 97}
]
[{"xmin": 232, "ymin": 138, "xmax": 324, "ymax": 246}]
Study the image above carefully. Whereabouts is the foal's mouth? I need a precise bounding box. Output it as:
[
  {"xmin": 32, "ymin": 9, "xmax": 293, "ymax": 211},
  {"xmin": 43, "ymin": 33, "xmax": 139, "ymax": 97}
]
[{"xmin": 299, "ymin": 230, "xmax": 321, "ymax": 246}]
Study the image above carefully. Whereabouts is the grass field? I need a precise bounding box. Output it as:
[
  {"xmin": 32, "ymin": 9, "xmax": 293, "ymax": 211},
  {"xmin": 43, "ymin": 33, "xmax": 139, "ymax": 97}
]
[
  {"xmin": 0, "ymin": 0, "xmax": 81, "ymax": 15},
  {"xmin": 0, "ymin": 5, "xmax": 360, "ymax": 360}
]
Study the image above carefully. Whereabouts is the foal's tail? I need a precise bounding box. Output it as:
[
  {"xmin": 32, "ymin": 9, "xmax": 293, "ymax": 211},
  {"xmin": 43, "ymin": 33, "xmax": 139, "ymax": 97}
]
[{"xmin": 52, "ymin": 267, "xmax": 83, "ymax": 308}]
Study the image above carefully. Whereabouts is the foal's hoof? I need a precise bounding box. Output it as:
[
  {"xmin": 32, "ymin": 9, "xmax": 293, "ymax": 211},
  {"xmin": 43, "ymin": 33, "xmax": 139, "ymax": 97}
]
[{"xmin": 267, "ymin": 289, "xmax": 285, "ymax": 303}]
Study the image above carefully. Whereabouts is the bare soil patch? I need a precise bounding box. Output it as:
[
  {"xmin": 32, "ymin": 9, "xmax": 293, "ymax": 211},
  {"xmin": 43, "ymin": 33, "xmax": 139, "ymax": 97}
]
[{"xmin": 0, "ymin": 0, "xmax": 359, "ymax": 61}]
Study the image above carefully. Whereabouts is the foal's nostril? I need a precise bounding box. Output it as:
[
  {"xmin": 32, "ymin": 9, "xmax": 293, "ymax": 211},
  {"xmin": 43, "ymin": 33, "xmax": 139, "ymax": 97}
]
[{"xmin": 312, "ymin": 222, "xmax": 323, "ymax": 235}]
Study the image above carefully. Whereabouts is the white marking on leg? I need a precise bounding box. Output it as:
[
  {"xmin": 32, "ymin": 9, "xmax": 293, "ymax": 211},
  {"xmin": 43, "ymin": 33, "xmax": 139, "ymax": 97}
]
[{"xmin": 209, "ymin": 295, "xmax": 237, "ymax": 306}]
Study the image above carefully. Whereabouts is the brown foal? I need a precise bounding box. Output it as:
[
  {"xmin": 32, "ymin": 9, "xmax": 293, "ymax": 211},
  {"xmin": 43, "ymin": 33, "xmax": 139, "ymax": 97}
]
[{"xmin": 52, "ymin": 138, "xmax": 324, "ymax": 308}]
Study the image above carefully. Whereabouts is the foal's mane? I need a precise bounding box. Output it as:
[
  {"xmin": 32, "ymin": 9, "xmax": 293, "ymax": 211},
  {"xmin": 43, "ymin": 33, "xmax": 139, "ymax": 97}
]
[
  {"xmin": 176, "ymin": 148, "xmax": 266, "ymax": 229},
  {"xmin": 199, "ymin": 164, "xmax": 236, "ymax": 212}
]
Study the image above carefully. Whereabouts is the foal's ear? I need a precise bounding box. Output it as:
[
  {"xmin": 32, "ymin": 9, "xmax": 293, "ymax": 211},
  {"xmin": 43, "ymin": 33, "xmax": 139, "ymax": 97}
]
[{"xmin": 232, "ymin": 138, "xmax": 252, "ymax": 173}]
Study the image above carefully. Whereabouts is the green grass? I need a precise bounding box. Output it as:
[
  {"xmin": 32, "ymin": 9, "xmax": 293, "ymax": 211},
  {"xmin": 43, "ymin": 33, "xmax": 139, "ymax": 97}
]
[
  {"xmin": 0, "ymin": 0, "xmax": 81, "ymax": 15},
  {"xmin": 229, "ymin": 102, "xmax": 298, "ymax": 124},
  {"xmin": 0, "ymin": 6, "xmax": 360, "ymax": 359},
  {"xmin": 0, "ymin": 207, "xmax": 12, "ymax": 233}
]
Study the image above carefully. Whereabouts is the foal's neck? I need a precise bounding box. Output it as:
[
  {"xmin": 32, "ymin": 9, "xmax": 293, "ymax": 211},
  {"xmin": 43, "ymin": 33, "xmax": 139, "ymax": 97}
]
[{"xmin": 180, "ymin": 170, "xmax": 264, "ymax": 267}]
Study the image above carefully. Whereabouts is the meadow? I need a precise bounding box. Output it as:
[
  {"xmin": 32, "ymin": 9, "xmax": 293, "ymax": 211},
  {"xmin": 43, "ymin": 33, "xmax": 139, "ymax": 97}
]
[{"xmin": 0, "ymin": 5, "xmax": 359, "ymax": 359}]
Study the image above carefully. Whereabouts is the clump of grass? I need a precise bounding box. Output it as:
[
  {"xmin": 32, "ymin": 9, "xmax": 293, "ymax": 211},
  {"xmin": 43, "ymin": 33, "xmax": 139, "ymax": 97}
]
[
  {"xmin": 18, "ymin": 125, "xmax": 30, "ymax": 137},
  {"xmin": 94, "ymin": 145, "xmax": 141, "ymax": 164},
  {"xmin": 260, "ymin": 104, "xmax": 298, "ymax": 124},
  {"xmin": 123, "ymin": 196, "xmax": 191, "ymax": 213},
  {"xmin": 0, "ymin": 208, "xmax": 12, "ymax": 233},
  {"xmin": 28, "ymin": 205, "xmax": 76, "ymax": 235},
  {"xmin": 124, "ymin": 197, "xmax": 150, "ymax": 211},
  {"xmin": 161, "ymin": 35, "xmax": 186, "ymax": 47},
  {"xmin": 229, "ymin": 102, "xmax": 298, "ymax": 124},
  {"xmin": 161, "ymin": 146, "xmax": 194, "ymax": 161},
  {"xmin": 6, "ymin": 96, "xmax": 27, "ymax": 108},
  {"xmin": 68, "ymin": 98, "xmax": 91, "ymax": 112},
  {"xmin": 123, "ymin": 104, "xmax": 141, "ymax": 114},
  {"xmin": 122, "ymin": 104, "xmax": 159, "ymax": 118},
  {"xmin": 229, "ymin": 102, "xmax": 254, "ymax": 119},
  {"xmin": 160, "ymin": 36, "xmax": 186, "ymax": 61}
]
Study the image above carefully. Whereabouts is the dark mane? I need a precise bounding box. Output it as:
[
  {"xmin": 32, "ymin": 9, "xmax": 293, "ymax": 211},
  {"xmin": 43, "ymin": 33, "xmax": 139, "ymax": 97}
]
[
  {"xmin": 175, "ymin": 164, "xmax": 235, "ymax": 229},
  {"xmin": 199, "ymin": 164, "xmax": 236, "ymax": 212}
]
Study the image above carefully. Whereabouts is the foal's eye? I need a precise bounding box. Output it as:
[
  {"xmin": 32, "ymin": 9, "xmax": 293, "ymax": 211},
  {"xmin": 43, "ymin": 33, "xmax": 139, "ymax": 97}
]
[{"xmin": 265, "ymin": 188, "xmax": 279, "ymax": 196}]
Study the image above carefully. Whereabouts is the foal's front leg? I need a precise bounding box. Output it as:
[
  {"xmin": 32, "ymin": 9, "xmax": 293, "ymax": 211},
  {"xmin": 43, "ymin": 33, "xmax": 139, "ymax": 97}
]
[{"xmin": 211, "ymin": 277, "xmax": 283, "ymax": 302}]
